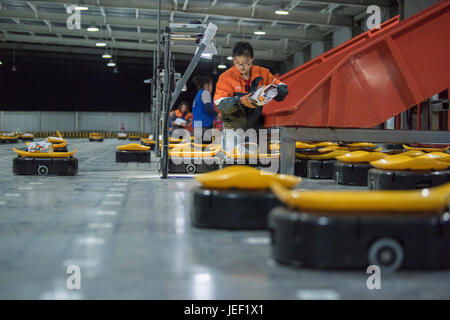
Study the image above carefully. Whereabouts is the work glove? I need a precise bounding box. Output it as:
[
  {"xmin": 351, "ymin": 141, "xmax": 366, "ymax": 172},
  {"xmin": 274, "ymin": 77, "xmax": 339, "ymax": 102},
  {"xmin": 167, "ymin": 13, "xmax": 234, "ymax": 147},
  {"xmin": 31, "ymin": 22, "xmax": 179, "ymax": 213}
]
[
  {"xmin": 274, "ymin": 84, "xmax": 288, "ymax": 102},
  {"xmin": 239, "ymin": 93, "xmax": 257, "ymax": 109}
]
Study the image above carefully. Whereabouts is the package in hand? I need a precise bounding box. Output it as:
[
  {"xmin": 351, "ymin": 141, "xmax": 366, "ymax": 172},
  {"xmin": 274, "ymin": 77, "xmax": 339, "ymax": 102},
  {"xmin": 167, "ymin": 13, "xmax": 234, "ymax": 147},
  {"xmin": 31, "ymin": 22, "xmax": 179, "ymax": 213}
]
[
  {"xmin": 250, "ymin": 84, "xmax": 278, "ymax": 106},
  {"xmin": 174, "ymin": 118, "xmax": 187, "ymax": 126},
  {"xmin": 28, "ymin": 141, "xmax": 53, "ymax": 153}
]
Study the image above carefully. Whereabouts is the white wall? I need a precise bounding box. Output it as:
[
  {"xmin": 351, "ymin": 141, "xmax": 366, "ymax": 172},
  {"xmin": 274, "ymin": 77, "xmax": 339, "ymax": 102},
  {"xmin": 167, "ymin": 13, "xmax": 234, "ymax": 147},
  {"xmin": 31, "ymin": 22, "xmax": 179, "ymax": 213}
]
[{"xmin": 0, "ymin": 111, "xmax": 151, "ymax": 132}]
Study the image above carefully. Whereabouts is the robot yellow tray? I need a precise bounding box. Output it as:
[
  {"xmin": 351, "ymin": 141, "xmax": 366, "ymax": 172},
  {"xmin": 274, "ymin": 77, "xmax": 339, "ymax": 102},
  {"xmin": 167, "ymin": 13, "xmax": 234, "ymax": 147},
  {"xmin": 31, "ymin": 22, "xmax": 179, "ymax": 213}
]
[
  {"xmin": 0, "ymin": 135, "xmax": 19, "ymax": 139},
  {"xmin": 169, "ymin": 146, "xmax": 221, "ymax": 158},
  {"xmin": 270, "ymin": 182, "xmax": 450, "ymax": 214},
  {"xmin": 370, "ymin": 155, "xmax": 450, "ymax": 171},
  {"xmin": 296, "ymin": 142, "xmax": 317, "ymax": 149},
  {"xmin": 403, "ymin": 144, "xmax": 449, "ymax": 152},
  {"xmin": 345, "ymin": 142, "xmax": 377, "ymax": 148},
  {"xmin": 13, "ymin": 148, "xmax": 78, "ymax": 158},
  {"xmin": 296, "ymin": 150, "xmax": 350, "ymax": 160},
  {"xmin": 195, "ymin": 166, "xmax": 300, "ymax": 190},
  {"xmin": 400, "ymin": 150, "xmax": 426, "ymax": 157},
  {"xmin": 47, "ymin": 137, "xmax": 65, "ymax": 144},
  {"xmin": 416, "ymin": 152, "xmax": 450, "ymax": 163},
  {"xmin": 336, "ymin": 151, "xmax": 387, "ymax": 163},
  {"xmin": 141, "ymin": 138, "xmax": 156, "ymax": 144},
  {"xmin": 117, "ymin": 143, "xmax": 150, "ymax": 151}
]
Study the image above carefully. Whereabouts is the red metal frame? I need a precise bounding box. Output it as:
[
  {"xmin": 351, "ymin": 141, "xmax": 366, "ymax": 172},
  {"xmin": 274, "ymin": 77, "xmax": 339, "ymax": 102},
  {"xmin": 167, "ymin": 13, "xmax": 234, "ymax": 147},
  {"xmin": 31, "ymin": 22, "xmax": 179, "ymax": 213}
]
[{"xmin": 264, "ymin": 0, "xmax": 450, "ymax": 129}]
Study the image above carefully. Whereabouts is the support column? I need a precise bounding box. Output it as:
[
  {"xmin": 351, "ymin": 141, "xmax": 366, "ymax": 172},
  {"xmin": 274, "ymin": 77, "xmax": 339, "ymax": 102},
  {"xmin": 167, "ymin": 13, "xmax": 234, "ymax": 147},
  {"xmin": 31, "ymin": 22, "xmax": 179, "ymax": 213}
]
[
  {"xmin": 310, "ymin": 42, "xmax": 324, "ymax": 59},
  {"xmin": 279, "ymin": 127, "xmax": 296, "ymax": 175},
  {"xmin": 75, "ymin": 112, "xmax": 79, "ymax": 132}
]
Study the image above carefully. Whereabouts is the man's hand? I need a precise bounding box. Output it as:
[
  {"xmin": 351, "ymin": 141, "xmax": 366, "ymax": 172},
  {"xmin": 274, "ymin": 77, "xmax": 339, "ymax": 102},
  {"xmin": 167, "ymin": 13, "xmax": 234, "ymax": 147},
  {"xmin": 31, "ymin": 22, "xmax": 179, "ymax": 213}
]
[{"xmin": 239, "ymin": 93, "xmax": 257, "ymax": 109}]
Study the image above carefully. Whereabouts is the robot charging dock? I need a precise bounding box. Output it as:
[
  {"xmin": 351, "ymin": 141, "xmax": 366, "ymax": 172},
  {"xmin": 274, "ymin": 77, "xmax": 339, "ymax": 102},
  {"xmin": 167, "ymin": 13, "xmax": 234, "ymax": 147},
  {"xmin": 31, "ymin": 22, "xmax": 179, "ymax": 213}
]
[
  {"xmin": 269, "ymin": 206, "xmax": 450, "ymax": 271},
  {"xmin": 191, "ymin": 187, "xmax": 282, "ymax": 230}
]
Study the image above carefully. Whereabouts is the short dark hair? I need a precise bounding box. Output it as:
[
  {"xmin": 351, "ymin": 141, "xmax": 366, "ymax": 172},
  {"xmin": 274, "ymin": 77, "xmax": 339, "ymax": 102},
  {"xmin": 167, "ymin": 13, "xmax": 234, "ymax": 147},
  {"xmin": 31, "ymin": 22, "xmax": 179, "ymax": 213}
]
[
  {"xmin": 178, "ymin": 101, "xmax": 190, "ymax": 111},
  {"xmin": 192, "ymin": 76, "xmax": 212, "ymax": 90},
  {"xmin": 232, "ymin": 41, "xmax": 254, "ymax": 58}
]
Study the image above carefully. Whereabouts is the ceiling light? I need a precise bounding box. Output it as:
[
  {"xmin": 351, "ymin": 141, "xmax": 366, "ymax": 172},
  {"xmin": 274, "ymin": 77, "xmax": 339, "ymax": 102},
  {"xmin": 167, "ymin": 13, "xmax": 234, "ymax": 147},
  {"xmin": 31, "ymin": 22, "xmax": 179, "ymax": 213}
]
[
  {"xmin": 254, "ymin": 27, "xmax": 266, "ymax": 35},
  {"xmin": 0, "ymin": 61, "xmax": 2, "ymax": 65},
  {"xmin": 96, "ymin": 42, "xmax": 106, "ymax": 47},
  {"xmin": 226, "ymin": 56, "xmax": 233, "ymax": 61},
  {"xmin": 102, "ymin": 52, "xmax": 112, "ymax": 59},
  {"xmin": 218, "ymin": 64, "xmax": 227, "ymax": 69},
  {"xmin": 75, "ymin": 1, "xmax": 89, "ymax": 10},
  {"xmin": 87, "ymin": 25, "xmax": 99, "ymax": 32},
  {"xmin": 198, "ymin": 41, "xmax": 217, "ymax": 60},
  {"xmin": 275, "ymin": 9, "xmax": 289, "ymax": 15},
  {"xmin": 107, "ymin": 60, "xmax": 116, "ymax": 67},
  {"xmin": 12, "ymin": 65, "xmax": 17, "ymax": 72}
]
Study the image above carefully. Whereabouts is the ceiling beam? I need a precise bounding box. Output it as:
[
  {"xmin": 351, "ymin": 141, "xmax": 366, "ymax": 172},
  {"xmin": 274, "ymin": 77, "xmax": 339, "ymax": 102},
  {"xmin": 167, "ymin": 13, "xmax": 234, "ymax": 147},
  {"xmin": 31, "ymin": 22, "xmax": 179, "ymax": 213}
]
[
  {"xmin": 21, "ymin": 0, "xmax": 352, "ymax": 27},
  {"xmin": 0, "ymin": 8, "xmax": 324, "ymax": 42},
  {"xmin": 0, "ymin": 33, "xmax": 288, "ymax": 61},
  {"xmin": 0, "ymin": 22, "xmax": 303, "ymax": 52},
  {"xmin": 0, "ymin": 41, "xmax": 194, "ymax": 62},
  {"xmin": 297, "ymin": 0, "xmax": 390, "ymax": 8}
]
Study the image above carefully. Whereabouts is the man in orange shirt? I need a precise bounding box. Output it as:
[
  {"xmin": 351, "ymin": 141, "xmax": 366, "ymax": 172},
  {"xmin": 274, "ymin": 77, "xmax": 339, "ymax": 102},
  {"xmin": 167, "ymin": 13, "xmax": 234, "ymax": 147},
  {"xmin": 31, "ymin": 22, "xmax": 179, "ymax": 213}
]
[
  {"xmin": 214, "ymin": 41, "xmax": 288, "ymax": 130},
  {"xmin": 214, "ymin": 41, "xmax": 288, "ymax": 153}
]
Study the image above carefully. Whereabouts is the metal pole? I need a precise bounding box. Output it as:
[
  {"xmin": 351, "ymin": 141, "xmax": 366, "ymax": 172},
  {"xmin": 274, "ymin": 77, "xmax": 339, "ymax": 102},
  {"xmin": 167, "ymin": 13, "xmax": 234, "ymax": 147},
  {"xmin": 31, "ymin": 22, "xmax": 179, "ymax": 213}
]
[
  {"xmin": 155, "ymin": 0, "xmax": 162, "ymax": 157},
  {"xmin": 161, "ymin": 27, "xmax": 171, "ymax": 179},
  {"xmin": 151, "ymin": 47, "xmax": 157, "ymax": 140}
]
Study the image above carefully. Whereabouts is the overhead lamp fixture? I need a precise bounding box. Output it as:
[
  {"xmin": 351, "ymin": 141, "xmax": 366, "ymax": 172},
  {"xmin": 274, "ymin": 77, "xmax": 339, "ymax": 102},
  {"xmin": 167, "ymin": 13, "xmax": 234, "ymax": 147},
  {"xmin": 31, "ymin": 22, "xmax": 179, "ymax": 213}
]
[
  {"xmin": 217, "ymin": 64, "xmax": 227, "ymax": 69},
  {"xmin": 96, "ymin": 42, "xmax": 107, "ymax": 47},
  {"xmin": 102, "ymin": 52, "xmax": 112, "ymax": 59},
  {"xmin": 254, "ymin": 27, "xmax": 266, "ymax": 36},
  {"xmin": 0, "ymin": 61, "xmax": 2, "ymax": 65},
  {"xmin": 107, "ymin": 60, "xmax": 116, "ymax": 67},
  {"xmin": 75, "ymin": 1, "xmax": 89, "ymax": 11},
  {"xmin": 198, "ymin": 40, "xmax": 217, "ymax": 60},
  {"xmin": 12, "ymin": 65, "xmax": 17, "ymax": 72},
  {"xmin": 87, "ymin": 24, "xmax": 99, "ymax": 32},
  {"xmin": 226, "ymin": 56, "xmax": 233, "ymax": 61},
  {"xmin": 275, "ymin": 5, "xmax": 289, "ymax": 15}
]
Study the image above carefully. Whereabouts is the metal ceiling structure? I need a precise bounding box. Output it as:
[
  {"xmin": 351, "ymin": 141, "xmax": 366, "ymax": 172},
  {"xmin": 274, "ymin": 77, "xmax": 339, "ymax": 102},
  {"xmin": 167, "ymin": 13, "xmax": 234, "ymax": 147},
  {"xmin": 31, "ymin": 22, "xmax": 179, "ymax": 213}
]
[{"xmin": 0, "ymin": 0, "xmax": 392, "ymax": 67}]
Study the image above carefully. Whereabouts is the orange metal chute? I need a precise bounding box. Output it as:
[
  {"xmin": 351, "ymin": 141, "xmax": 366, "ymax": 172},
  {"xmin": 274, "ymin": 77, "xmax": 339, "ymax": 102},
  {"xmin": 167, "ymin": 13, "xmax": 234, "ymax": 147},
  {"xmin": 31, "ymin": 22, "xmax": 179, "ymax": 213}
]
[{"xmin": 263, "ymin": 0, "xmax": 450, "ymax": 129}]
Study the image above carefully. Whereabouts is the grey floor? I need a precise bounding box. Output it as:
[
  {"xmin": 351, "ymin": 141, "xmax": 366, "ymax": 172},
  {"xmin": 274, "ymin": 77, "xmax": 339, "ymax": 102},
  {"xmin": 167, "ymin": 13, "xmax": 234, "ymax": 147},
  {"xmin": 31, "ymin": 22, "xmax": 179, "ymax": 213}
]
[{"xmin": 0, "ymin": 138, "xmax": 449, "ymax": 300}]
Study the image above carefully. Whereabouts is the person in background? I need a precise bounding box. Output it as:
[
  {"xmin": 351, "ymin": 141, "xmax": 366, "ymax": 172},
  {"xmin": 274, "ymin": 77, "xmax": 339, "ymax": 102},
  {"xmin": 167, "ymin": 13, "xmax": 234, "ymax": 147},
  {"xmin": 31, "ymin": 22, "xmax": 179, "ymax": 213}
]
[
  {"xmin": 213, "ymin": 41, "xmax": 288, "ymax": 153},
  {"xmin": 192, "ymin": 76, "xmax": 218, "ymax": 142},
  {"xmin": 169, "ymin": 101, "xmax": 193, "ymax": 134}
]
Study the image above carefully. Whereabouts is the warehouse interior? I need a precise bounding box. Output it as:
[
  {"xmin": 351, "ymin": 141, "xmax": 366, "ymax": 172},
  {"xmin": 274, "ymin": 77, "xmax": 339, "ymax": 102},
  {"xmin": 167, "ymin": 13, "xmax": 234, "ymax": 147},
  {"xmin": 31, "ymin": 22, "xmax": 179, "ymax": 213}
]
[{"xmin": 0, "ymin": 0, "xmax": 449, "ymax": 300}]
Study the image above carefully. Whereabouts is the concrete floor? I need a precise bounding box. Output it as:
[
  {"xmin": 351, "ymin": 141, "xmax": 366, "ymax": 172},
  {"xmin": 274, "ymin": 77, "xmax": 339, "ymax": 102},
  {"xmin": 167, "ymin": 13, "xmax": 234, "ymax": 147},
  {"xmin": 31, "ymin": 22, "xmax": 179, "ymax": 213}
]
[{"xmin": 0, "ymin": 138, "xmax": 449, "ymax": 300}]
